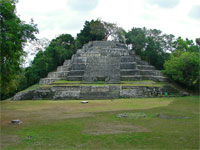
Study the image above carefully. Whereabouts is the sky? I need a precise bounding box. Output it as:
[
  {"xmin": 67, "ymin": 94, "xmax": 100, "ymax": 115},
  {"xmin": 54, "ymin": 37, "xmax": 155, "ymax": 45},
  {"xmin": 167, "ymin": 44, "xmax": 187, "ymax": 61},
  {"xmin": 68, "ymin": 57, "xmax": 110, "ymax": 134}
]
[{"xmin": 16, "ymin": 0, "xmax": 200, "ymax": 42}]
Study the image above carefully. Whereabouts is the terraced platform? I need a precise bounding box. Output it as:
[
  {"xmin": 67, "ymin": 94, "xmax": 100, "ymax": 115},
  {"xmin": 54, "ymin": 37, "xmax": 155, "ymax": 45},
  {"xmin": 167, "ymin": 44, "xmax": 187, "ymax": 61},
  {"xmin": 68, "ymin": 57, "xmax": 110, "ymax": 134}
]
[
  {"xmin": 13, "ymin": 41, "xmax": 179, "ymax": 100},
  {"xmin": 13, "ymin": 80, "xmax": 180, "ymax": 100}
]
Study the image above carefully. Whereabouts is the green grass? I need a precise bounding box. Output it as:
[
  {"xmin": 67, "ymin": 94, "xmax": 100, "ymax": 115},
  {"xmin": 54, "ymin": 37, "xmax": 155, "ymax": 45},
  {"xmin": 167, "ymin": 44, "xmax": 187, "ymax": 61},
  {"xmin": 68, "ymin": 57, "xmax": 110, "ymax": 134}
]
[
  {"xmin": 41, "ymin": 83, "xmax": 166, "ymax": 87},
  {"xmin": 1, "ymin": 96, "xmax": 199, "ymax": 149},
  {"xmin": 41, "ymin": 80, "xmax": 167, "ymax": 87},
  {"xmin": 53, "ymin": 80, "xmax": 158, "ymax": 84},
  {"xmin": 18, "ymin": 84, "xmax": 39, "ymax": 93},
  {"xmin": 53, "ymin": 80, "xmax": 83, "ymax": 84}
]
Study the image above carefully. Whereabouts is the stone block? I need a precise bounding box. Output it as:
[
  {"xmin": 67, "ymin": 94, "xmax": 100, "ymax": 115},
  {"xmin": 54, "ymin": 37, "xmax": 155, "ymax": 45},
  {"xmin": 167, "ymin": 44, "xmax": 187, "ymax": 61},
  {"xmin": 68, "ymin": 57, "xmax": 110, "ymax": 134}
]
[
  {"xmin": 57, "ymin": 66, "xmax": 70, "ymax": 71},
  {"xmin": 63, "ymin": 60, "xmax": 71, "ymax": 66},
  {"xmin": 51, "ymin": 86, "xmax": 80, "ymax": 92},
  {"xmin": 120, "ymin": 75, "xmax": 142, "ymax": 81},
  {"xmin": 67, "ymin": 70, "xmax": 85, "ymax": 76},
  {"xmin": 33, "ymin": 89, "xmax": 53, "ymax": 100},
  {"xmin": 137, "ymin": 65, "xmax": 155, "ymax": 70},
  {"xmin": 80, "ymin": 86, "xmax": 91, "ymax": 93},
  {"xmin": 120, "ymin": 70, "xmax": 138, "ymax": 75},
  {"xmin": 139, "ymin": 70, "xmax": 156, "ymax": 76},
  {"xmin": 137, "ymin": 60, "xmax": 148, "ymax": 65},
  {"xmin": 91, "ymin": 86, "xmax": 109, "ymax": 92},
  {"xmin": 39, "ymin": 78, "xmax": 60, "ymax": 85},
  {"xmin": 109, "ymin": 85, "xmax": 121, "ymax": 91},
  {"xmin": 67, "ymin": 76, "xmax": 83, "ymax": 81},
  {"xmin": 80, "ymin": 91, "xmax": 119, "ymax": 99},
  {"xmin": 71, "ymin": 64, "xmax": 86, "ymax": 70},
  {"xmin": 120, "ymin": 63, "xmax": 137, "ymax": 69},
  {"xmin": 120, "ymin": 86, "xmax": 163, "ymax": 98},
  {"xmin": 120, "ymin": 56, "xmax": 135, "ymax": 62},
  {"xmin": 12, "ymin": 90, "xmax": 35, "ymax": 100},
  {"xmin": 53, "ymin": 91, "xmax": 80, "ymax": 99},
  {"xmin": 72, "ymin": 57, "xmax": 87, "ymax": 63}
]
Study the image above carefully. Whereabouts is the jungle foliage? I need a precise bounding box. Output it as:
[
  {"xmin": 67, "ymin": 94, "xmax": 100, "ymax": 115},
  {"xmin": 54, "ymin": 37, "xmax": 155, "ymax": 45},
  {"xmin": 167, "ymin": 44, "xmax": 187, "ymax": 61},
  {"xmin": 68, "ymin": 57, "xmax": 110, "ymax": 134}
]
[
  {"xmin": 25, "ymin": 34, "xmax": 75, "ymax": 87},
  {"xmin": 125, "ymin": 27, "xmax": 175, "ymax": 70},
  {"xmin": 163, "ymin": 37, "xmax": 199, "ymax": 91},
  {"xmin": 0, "ymin": 0, "xmax": 38, "ymax": 99}
]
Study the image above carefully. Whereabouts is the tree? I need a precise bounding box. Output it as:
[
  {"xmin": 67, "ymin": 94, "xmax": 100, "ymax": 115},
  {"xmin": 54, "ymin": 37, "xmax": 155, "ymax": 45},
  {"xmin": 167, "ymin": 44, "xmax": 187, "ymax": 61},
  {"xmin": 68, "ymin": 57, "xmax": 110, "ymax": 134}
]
[
  {"xmin": 76, "ymin": 19, "xmax": 106, "ymax": 48},
  {"xmin": 23, "ymin": 38, "xmax": 50, "ymax": 66},
  {"xmin": 173, "ymin": 37, "xmax": 199, "ymax": 53},
  {"xmin": 25, "ymin": 51, "xmax": 49, "ymax": 86},
  {"xmin": 46, "ymin": 34, "xmax": 75, "ymax": 69},
  {"xmin": 76, "ymin": 19, "xmax": 126, "ymax": 48},
  {"xmin": 126, "ymin": 27, "xmax": 175, "ymax": 69},
  {"xmin": 0, "ymin": 0, "xmax": 38, "ymax": 98},
  {"xmin": 196, "ymin": 38, "xmax": 200, "ymax": 48},
  {"xmin": 25, "ymin": 34, "xmax": 75, "ymax": 87},
  {"xmin": 101, "ymin": 21, "xmax": 126, "ymax": 42},
  {"xmin": 163, "ymin": 38, "xmax": 200, "ymax": 91},
  {"xmin": 89, "ymin": 19, "xmax": 107, "ymax": 40}
]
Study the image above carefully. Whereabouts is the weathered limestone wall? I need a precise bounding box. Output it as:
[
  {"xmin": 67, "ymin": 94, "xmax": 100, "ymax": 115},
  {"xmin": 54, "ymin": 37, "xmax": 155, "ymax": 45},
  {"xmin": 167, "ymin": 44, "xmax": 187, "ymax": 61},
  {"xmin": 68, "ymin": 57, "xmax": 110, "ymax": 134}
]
[
  {"xmin": 83, "ymin": 56, "xmax": 120, "ymax": 83},
  {"xmin": 12, "ymin": 85, "xmax": 180, "ymax": 100}
]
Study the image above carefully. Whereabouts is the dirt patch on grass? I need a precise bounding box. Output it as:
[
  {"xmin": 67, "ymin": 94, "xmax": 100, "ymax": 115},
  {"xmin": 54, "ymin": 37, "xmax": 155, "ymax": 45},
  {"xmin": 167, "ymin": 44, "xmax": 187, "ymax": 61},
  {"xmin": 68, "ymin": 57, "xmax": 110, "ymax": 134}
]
[
  {"xmin": 83, "ymin": 122, "xmax": 150, "ymax": 135},
  {"xmin": 0, "ymin": 134, "xmax": 20, "ymax": 149}
]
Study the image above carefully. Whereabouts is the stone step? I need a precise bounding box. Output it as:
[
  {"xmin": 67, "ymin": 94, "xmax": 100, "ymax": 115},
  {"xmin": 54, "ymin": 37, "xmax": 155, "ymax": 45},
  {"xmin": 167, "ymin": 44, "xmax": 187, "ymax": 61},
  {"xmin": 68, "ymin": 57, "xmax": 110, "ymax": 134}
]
[
  {"xmin": 91, "ymin": 47, "xmax": 128, "ymax": 51},
  {"xmin": 53, "ymin": 91, "xmax": 80, "ymax": 100},
  {"xmin": 120, "ymin": 75, "xmax": 142, "ymax": 81},
  {"xmin": 120, "ymin": 55, "xmax": 144, "ymax": 63},
  {"xmin": 120, "ymin": 62, "xmax": 137, "ymax": 69},
  {"xmin": 137, "ymin": 65, "xmax": 155, "ymax": 70},
  {"xmin": 39, "ymin": 78, "xmax": 61, "ymax": 85},
  {"xmin": 80, "ymin": 92, "xmax": 119, "ymax": 99},
  {"xmin": 120, "ymin": 70, "xmax": 139, "ymax": 75},
  {"xmin": 63, "ymin": 60, "xmax": 71, "ymax": 66},
  {"xmin": 51, "ymin": 86, "xmax": 81, "ymax": 91},
  {"xmin": 57, "ymin": 66, "xmax": 70, "ymax": 71},
  {"xmin": 67, "ymin": 70, "xmax": 85, "ymax": 76},
  {"xmin": 137, "ymin": 60, "xmax": 149, "ymax": 65},
  {"xmin": 47, "ymin": 71, "xmax": 69, "ymax": 78},
  {"xmin": 139, "ymin": 70, "xmax": 162, "ymax": 76},
  {"xmin": 79, "ymin": 52, "xmax": 101, "ymax": 57},
  {"xmin": 120, "ymin": 56, "xmax": 135, "ymax": 62},
  {"xmin": 120, "ymin": 75, "xmax": 167, "ymax": 82},
  {"xmin": 72, "ymin": 56, "xmax": 87, "ymax": 63},
  {"xmin": 70, "ymin": 63, "xmax": 86, "ymax": 70},
  {"xmin": 83, "ymin": 41, "xmax": 127, "ymax": 49},
  {"xmin": 134, "ymin": 55, "xmax": 141, "ymax": 61},
  {"xmin": 67, "ymin": 76, "xmax": 83, "ymax": 81}
]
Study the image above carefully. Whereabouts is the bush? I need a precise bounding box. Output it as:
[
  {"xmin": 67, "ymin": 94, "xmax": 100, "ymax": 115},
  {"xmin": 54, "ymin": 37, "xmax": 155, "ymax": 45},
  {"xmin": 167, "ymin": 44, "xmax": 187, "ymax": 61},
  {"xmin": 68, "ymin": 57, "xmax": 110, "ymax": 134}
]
[{"xmin": 163, "ymin": 51, "xmax": 199, "ymax": 91}]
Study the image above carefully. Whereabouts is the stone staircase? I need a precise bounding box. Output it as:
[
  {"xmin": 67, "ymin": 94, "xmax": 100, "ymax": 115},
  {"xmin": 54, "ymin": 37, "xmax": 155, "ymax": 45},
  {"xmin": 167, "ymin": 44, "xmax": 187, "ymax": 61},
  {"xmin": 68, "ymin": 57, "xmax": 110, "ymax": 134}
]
[
  {"xmin": 120, "ymin": 55, "xmax": 166, "ymax": 82},
  {"xmin": 39, "ymin": 41, "xmax": 167, "ymax": 85},
  {"xmin": 39, "ymin": 60, "xmax": 71, "ymax": 84}
]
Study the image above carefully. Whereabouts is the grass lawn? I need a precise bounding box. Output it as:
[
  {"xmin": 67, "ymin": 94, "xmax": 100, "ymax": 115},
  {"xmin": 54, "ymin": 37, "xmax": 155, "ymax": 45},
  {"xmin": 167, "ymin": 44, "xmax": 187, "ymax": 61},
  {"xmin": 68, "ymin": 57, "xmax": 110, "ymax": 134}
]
[
  {"xmin": 50, "ymin": 80, "xmax": 167, "ymax": 87},
  {"xmin": 0, "ymin": 96, "xmax": 199, "ymax": 150}
]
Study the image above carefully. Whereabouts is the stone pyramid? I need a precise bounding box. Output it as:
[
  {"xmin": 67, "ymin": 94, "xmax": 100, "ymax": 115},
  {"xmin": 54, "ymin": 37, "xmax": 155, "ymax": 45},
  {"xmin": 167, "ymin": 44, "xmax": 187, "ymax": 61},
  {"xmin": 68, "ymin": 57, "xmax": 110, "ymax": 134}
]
[
  {"xmin": 13, "ymin": 41, "xmax": 180, "ymax": 100},
  {"xmin": 39, "ymin": 41, "xmax": 167, "ymax": 85}
]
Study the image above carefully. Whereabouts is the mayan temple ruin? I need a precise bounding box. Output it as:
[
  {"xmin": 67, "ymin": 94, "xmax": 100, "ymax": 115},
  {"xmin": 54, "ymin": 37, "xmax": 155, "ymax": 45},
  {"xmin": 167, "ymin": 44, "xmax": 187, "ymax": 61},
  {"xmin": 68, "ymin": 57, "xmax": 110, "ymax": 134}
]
[{"xmin": 13, "ymin": 41, "xmax": 180, "ymax": 100}]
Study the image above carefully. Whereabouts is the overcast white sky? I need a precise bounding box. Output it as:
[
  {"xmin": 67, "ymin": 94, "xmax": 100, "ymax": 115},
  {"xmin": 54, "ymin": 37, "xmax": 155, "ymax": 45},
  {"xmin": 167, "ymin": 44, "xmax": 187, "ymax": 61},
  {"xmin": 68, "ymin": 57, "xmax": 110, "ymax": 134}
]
[{"xmin": 16, "ymin": 0, "xmax": 200, "ymax": 41}]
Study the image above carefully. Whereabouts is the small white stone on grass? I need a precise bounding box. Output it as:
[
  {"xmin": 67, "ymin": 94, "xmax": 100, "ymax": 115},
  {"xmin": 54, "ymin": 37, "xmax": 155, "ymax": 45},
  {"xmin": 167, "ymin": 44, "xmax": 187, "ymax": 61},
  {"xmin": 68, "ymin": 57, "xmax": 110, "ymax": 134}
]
[
  {"xmin": 81, "ymin": 101, "xmax": 88, "ymax": 104},
  {"xmin": 11, "ymin": 120, "xmax": 22, "ymax": 125}
]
